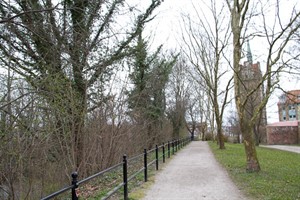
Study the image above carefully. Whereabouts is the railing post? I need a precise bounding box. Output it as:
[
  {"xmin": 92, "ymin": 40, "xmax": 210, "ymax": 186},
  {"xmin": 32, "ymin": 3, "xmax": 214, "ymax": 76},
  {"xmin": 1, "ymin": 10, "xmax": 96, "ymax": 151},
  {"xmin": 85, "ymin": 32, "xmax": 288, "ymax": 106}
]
[
  {"xmin": 71, "ymin": 172, "xmax": 78, "ymax": 200},
  {"xmin": 172, "ymin": 140, "xmax": 174, "ymax": 155},
  {"xmin": 144, "ymin": 149, "xmax": 147, "ymax": 182},
  {"xmin": 168, "ymin": 141, "xmax": 170, "ymax": 158},
  {"xmin": 123, "ymin": 155, "xmax": 128, "ymax": 200},
  {"xmin": 155, "ymin": 145, "xmax": 159, "ymax": 170},
  {"xmin": 162, "ymin": 143, "xmax": 165, "ymax": 163}
]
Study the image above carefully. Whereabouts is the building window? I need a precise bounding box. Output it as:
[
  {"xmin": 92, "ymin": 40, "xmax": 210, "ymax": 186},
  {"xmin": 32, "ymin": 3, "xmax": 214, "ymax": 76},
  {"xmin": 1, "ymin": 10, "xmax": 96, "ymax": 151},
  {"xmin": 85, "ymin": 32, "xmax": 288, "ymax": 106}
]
[
  {"xmin": 289, "ymin": 109, "xmax": 295, "ymax": 116},
  {"xmin": 289, "ymin": 115, "xmax": 296, "ymax": 121}
]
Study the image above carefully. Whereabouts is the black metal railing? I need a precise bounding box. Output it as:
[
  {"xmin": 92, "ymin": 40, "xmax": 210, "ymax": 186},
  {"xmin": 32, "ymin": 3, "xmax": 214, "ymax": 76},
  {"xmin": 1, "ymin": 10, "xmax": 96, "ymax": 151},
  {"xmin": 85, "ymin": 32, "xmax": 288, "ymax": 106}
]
[{"xmin": 41, "ymin": 136, "xmax": 192, "ymax": 200}]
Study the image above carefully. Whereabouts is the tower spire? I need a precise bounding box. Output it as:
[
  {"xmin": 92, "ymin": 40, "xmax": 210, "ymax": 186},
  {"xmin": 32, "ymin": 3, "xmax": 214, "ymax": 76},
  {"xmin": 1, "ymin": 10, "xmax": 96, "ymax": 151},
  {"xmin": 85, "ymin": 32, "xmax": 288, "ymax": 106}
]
[{"xmin": 247, "ymin": 40, "xmax": 253, "ymax": 64}]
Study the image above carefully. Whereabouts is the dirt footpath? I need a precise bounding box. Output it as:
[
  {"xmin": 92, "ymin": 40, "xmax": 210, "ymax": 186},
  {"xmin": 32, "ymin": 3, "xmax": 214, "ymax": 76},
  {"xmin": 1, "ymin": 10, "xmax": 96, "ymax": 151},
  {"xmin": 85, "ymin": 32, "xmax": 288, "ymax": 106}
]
[{"xmin": 142, "ymin": 141, "xmax": 247, "ymax": 200}]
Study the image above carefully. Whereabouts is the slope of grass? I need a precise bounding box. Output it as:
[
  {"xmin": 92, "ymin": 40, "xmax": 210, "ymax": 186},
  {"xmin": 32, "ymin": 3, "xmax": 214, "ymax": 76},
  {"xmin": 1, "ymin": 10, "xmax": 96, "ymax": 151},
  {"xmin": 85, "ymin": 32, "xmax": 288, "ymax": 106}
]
[{"xmin": 209, "ymin": 142, "xmax": 300, "ymax": 200}]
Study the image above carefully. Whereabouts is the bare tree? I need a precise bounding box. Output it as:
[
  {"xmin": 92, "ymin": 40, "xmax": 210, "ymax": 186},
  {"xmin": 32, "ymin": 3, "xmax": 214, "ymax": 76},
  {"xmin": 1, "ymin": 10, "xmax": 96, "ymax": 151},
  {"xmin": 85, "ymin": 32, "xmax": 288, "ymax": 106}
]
[
  {"xmin": 227, "ymin": 0, "xmax": 300, "ymax": 172},
  {"xmin": 226, "ymin": 109, "xmax": 241, "ymax": 143},
  {"xmin": 181, "ymin": 0, "xmax": 233, "ymax": 149},
  {"xmin": 167, "ymin": 57, "xmax": 189, "ymax": 139},
  {"xmin": 185, "ymin": 80, "xmax": 210, "ymax": 141}
]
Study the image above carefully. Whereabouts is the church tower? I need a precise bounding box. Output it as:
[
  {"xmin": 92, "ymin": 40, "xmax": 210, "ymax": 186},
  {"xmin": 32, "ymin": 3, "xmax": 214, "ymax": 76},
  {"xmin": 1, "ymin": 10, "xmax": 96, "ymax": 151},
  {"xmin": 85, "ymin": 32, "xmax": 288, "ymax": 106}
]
[
  {"xmin": 247, "ymin": 40, "xmax": 253, "ymax": 64},
  {"xmin": 239, "ymin": 41, "xmax": 267, "ymax": 144}
]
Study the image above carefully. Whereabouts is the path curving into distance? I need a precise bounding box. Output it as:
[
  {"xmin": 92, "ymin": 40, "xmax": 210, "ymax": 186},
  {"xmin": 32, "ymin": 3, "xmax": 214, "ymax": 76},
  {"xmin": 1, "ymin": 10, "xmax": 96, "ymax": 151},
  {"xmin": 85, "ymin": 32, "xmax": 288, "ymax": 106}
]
[{"xmin": 142, "ymin": 141, "xmax": 247, "ymax": 200}]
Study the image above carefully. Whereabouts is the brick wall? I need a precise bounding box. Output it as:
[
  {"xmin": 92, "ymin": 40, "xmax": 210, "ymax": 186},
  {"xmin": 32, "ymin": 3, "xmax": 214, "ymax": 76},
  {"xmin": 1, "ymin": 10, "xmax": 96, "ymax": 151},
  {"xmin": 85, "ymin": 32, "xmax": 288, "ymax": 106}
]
[{"xmin": 266, "ymin": 122, "xmax": 299, "ymax": 145}]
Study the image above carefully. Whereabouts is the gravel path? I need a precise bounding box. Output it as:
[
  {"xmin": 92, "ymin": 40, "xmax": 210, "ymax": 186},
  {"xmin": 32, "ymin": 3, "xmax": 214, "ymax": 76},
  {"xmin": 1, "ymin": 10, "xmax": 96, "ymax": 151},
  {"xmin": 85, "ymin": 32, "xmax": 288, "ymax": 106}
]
[
  {"xmin": 260, "ymin": 145, "xmax": 300, "ymax": 153},
  {"xmin": 142, "ymin": 141, "xmax": 247, "ymax": 200}
]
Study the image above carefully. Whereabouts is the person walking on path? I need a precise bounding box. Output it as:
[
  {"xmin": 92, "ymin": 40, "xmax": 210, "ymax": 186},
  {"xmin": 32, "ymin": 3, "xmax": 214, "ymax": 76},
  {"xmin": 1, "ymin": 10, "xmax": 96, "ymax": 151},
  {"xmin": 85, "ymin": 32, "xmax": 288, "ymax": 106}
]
[{"xmin": 142, "ymin": 141, "xmax": 247, "ymax": 200}]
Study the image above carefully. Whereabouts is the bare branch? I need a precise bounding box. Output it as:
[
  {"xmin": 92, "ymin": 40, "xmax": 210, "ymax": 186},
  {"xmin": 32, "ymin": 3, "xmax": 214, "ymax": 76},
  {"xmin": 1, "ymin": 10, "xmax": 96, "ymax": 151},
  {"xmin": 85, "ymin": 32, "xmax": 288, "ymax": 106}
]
[{"xmin": 0, "ymin": 5, "xmax": 58, "ymax": 24}]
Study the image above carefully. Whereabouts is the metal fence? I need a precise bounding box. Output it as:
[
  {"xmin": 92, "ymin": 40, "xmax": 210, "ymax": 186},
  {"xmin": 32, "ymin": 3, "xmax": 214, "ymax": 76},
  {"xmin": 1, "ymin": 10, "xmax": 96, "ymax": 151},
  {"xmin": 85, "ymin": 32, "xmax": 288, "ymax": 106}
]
[{"xmin": 41, "ymin": 136, "xmax": 192, "ymax": 200}]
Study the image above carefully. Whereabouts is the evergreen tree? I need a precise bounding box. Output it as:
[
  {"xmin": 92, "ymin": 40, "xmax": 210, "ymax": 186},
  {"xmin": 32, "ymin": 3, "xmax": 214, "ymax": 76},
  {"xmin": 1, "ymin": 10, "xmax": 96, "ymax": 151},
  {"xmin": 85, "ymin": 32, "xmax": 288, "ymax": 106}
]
[{"xmin": 128, "ymin": 30, "xmax": 177, "ymax": 146}]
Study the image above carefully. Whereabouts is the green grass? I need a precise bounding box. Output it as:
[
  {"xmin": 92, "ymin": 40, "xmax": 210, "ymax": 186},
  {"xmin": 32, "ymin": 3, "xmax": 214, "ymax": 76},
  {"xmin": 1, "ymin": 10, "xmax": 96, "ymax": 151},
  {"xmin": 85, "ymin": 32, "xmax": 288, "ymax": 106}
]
[{"xmin": 209, "ymin": 142, "xmax": 300, "ymax": 200}]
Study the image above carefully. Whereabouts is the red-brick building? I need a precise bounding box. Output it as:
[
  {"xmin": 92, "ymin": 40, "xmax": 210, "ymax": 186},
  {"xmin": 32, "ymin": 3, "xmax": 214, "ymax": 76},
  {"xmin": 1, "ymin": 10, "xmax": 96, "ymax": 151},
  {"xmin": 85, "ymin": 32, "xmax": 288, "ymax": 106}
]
[
  {"xmin": 266, "ymin": 90, "xmax": 300, "ymax": 144},
  {"xmin": 266, "ymin": 121, "xmax": 300, "ymax": 144},
  {"xmin": 278, "ymin": 90, "xmax": 300, "ymax": 121}
]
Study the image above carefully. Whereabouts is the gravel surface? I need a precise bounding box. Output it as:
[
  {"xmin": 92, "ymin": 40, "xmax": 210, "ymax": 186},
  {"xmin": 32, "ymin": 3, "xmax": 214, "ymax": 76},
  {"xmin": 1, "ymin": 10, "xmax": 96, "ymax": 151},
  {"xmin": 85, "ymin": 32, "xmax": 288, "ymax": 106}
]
[
  {"xmin": 260, "ymin": 145, "xmax": 300, "ymax": 153},
  {"xmin": 142, "ymin": 141, "xmax": 247, "ymax": 200}
]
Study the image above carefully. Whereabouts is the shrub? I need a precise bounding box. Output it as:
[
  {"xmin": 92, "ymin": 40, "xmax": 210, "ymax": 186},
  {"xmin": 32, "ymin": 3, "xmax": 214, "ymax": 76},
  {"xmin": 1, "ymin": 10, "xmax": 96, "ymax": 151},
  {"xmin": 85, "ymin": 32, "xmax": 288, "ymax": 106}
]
[{"xmin": 205, "ymin": 133, "xmax": 214, "ymax": 141}]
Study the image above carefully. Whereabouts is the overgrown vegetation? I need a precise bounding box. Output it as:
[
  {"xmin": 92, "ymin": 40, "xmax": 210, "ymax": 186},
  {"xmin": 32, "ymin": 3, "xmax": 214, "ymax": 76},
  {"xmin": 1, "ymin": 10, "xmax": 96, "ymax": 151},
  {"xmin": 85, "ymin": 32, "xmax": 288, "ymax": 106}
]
[
  {"xmin": 0, "ymin": 1, "xmax": 175, "ymax": 199},
  {"xmin": 209, "ymin": 142, "xmax": 300, "ymax": 199}
]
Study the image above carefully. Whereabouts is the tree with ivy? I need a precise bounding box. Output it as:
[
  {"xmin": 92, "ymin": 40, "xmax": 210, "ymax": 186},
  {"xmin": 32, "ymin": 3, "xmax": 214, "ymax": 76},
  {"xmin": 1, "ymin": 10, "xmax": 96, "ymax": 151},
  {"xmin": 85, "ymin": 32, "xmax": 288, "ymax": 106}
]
[
  {"xmin": 0, "ymin": 0, "xmax": 163, "ymax": 170},
  {"xmin": 128, "ymin": 30, "xmax": 176, "ymax": 147}
]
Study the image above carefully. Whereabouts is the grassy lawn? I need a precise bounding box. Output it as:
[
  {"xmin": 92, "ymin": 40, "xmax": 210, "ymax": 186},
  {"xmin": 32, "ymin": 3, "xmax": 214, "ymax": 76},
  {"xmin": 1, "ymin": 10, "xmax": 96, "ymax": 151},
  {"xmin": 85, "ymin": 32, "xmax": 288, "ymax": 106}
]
[{"xmin": 209, "ymin": 142, "xmax": 300, "ymax": 200}]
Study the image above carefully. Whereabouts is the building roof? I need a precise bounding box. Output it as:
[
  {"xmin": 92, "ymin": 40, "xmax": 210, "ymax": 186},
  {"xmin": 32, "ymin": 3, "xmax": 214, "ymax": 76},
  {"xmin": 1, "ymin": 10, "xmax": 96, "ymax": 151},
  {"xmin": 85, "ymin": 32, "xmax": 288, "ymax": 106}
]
[
  {"xmin": 241, "ymin": 62, "xmax": 261, "ymax": 72},
  {"xmin": 267, "ymin": 120, "xmax": 299, "ymax": 127},
  {"xmin": 278, "ymin": 90, "xmax": 300, "ymax": 105}
]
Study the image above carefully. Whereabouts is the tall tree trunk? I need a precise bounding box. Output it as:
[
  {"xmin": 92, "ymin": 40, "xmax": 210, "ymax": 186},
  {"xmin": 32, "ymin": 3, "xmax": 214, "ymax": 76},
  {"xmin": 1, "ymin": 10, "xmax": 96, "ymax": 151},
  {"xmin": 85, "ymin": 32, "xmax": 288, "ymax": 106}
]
[
  {"xmin": 230, "ymin": 0, "xmax": 261, "ymax": 172},
  {"xmin": 74, "ymin": 114, "xmax": 85, "ymax": 171},
  {"xmin": 241, "ymin": 119, "xmax": 260, "ymax": 172},
  {"xmin": 72, "ymin": 84, "xmax": 87, "ymax": 171},
  {"xmin": 216, "ymin": 120, "xmax": 225, "ymax": 149}
]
